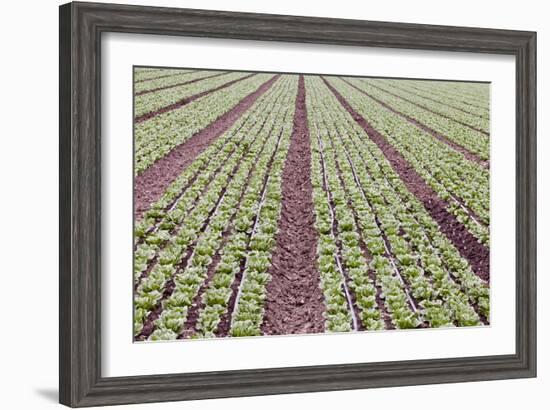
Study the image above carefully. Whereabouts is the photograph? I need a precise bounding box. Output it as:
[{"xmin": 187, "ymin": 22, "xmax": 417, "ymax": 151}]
[{"xmin": 132, "ymin": 67, "xmax": 491, "ymax": 342}]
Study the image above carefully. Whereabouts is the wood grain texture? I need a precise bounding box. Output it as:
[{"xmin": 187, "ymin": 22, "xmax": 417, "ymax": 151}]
[{"xmin": 59, "ymin": 1, "xmax": 537, "ymax": 407}]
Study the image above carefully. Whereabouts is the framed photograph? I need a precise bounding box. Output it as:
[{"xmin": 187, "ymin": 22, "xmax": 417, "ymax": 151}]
[{"xmin": 59, "ymin": 1, "xmax": 536, "ymax": 407}]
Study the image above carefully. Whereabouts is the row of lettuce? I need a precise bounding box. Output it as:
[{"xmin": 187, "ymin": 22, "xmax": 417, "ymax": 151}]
[
  {"xmin": 365, "ymin": 79, "xmax": 490, "ymax": 134},
  {"xmin": 306, "ymin": 76, "xmax": 488, "ymax": 332},
  {"xmin": 134, "ymin": 75, "xmax": 297, "ymax": 339},
  {"xmin": 134, "ymin": 69, "xmax": 222, "ymax": 94},
  {"xmin": 134, "ymin": 72, "xmax": 274, "ymax": 174},
  {"xmin": 326, "ymin": 77, "xmax": 490, "ymax": 247},
  {"xmin": 397, "ymin": 79, "xmax": 490, "ymax": 114},
  {"xmin": 134, "ymin": 70, "xmax": 235, "ymax": 114},
  {"xmin": 134, "ymin": 67, "xmax": 193, "ymax": 83}
]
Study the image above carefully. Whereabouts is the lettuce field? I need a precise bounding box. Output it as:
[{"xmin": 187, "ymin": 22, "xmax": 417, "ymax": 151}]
[{"xmin": 133, "ymin": 67, "xmax": 490, "ymax": 341}]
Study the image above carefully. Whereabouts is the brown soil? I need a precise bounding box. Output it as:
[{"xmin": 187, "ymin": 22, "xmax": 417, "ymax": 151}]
[
  {"xmin": 323, "ymin": 78, "xmax": 490, "ymax": 282},
  {"xmin": 135, "ymin": 73, "xmax": 257, "ymax": 123},
  {"xmin": 364, "ymin": 80, "xmax": 490, "ymax": 136},
  {"xmin": 340, "ymin": 78, "xmax": 489, "ymax": 169},
  {"xmin": 135, "ymin": 71, "xmax": 229, "ymax": 96},
  {"xmin": 134, "ymin": 70, "xmax": 199, "ymax": 84},
  {"xmin": 260, "ymin": 75, "xmax": 326, "ymax": 335},
  {"xmin": 134, "ymin": 74, "xmax": 281, "ymax": 222}
]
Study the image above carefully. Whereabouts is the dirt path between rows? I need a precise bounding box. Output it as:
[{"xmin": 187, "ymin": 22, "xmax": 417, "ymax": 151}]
[
  {"xmin": 134, "ymin": 74, "xmax": 281, "ymax": 221},
  {"xmin": 135, "ymin": 73, "xmax": 257, "ymax": 123},
  {"xmin": 340, "ymin": 78, "xmax": 489, "ymax": 169},
  {"xmin": 260, "ymin": 75, "xmax": 326, "ymax": 335},
  {"xmin": 135, "ymin": 71, "xmax": 229, "ymax": 96},
  {"xmin": 323, "ymin": 77, "xmax": 490, "ymax": 282}
]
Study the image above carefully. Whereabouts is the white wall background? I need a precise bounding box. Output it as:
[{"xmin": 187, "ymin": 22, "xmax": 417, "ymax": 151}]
[{"xmin": 0, "ymin": 0, "xmax": 546, "ymax": 409}]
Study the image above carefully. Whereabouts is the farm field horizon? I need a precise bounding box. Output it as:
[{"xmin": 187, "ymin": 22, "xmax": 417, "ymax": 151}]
[{"xmin": 133, "ymin": 67, "xmax": 491, "ymax": 342}]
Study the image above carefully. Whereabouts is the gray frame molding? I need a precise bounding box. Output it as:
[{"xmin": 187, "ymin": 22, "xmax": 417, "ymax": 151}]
[{"xmin": 59, "ymin": 1, "xmax": 536, "ymax": 407}]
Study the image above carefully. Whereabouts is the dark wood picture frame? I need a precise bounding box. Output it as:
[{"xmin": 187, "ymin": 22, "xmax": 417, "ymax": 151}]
[{"xmin": 59, "ymin": 1, "xmax": 537, "ymax": 407}]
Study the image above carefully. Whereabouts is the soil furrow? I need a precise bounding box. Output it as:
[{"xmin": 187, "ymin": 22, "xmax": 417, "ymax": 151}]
[
  {"xmin": 323, "ymin": 78, "xmax": 490, "ymax": 282},
  {"xmin": 134, "ymin": 74, "xmax": 281, "ymax": 221},
  {"xmin": 340, "ymin": 78, "xmax": 489, "ymax": 169},
  {"xmin": 260, "ymin": 76, "xmax": 326, "ymax": 336},
  {"xmin": 135, "ymin": 73, "xmax": 257, "ymax": 123}
]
